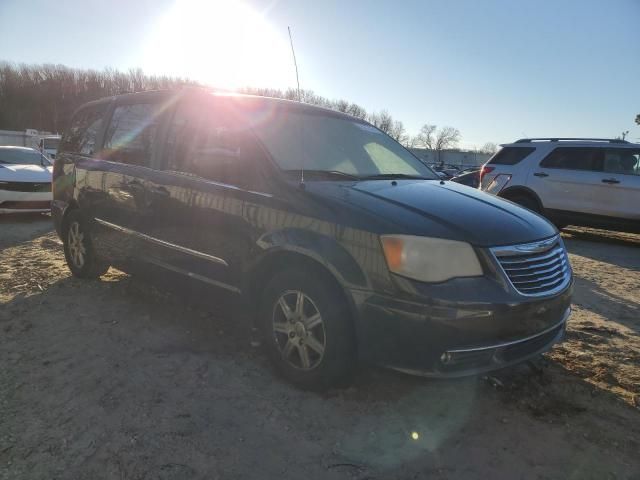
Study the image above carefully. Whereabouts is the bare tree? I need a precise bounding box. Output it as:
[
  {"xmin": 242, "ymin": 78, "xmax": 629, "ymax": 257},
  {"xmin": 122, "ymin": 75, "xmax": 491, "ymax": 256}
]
[
  {"xmin": 413, "ymin": 124, "xmax": 437, "ymax": 150},
  {"xmin": 480, "ymin": 142, "xmax": 498, "ymax": 154},
  {"xmin": 0, "ymin": 62, "xmax": 197, "ymax": 132},
  {"xmin": 333, "ymin": 99, "xmax": 349, "ymax": 113},
  {"xmin": 410, "ymin": 124, "xmax": 462, "ymax": 163},
  {"xmin": 389, "ymin": 120, "xmax": 408, "ymax": 144},
  {"xmin": 435, "ymin": 126, "xmax": 461, "ymax": 152},
  {"xmin": 368, "ymin": 110, "xmax": 394, "ymax": 134},
  {"xmin": 345, "ymin": 103, "xmax": 367, "ymax": 120}
]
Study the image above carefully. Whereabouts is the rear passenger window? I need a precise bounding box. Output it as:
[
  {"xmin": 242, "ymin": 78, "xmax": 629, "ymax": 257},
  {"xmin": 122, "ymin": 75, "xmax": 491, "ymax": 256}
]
[
  {"xmin": 488, "ymin": 147, "xmax": 535, "ymax": 165},
  {"xmin": 603, "ymin": 149, "xmax": 640, "ymax": 176},
  {"xmin": 540, "ymin": 148, "xmax": 604, "ymax": 171},
  {"xmin": 60, "ymin": 104, "xmax": 106, "ymax": 155},
  {"xmin": 103, "ymin": 103, "xmax": 161, "ymax": 166}
]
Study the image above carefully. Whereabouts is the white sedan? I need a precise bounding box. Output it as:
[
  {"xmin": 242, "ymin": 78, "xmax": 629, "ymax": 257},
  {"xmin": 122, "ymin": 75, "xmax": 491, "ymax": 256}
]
[{"xmin": 0, "ymin": 146, "xmax": 53, "ymax": 213}]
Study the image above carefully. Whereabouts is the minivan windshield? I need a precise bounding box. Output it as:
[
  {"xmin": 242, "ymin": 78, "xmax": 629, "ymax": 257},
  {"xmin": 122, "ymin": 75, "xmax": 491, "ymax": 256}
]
[
  {"xmin": 251, "ymin": 111, "xmax": 438, "ymax": 180},
  {"xmin": 0, "ymin": 148, "xmax": 50, "ymax": 166}
]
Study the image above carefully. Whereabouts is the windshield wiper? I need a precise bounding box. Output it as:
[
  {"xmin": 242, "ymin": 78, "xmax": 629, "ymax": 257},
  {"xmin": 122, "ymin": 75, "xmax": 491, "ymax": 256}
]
[
  {"xmin": 284, "ymin": 169, "xmax": 361, "ymax": 180},
  {"xmin": 361, "ymin": 173, "xmax": 431, "ymax": 180}
]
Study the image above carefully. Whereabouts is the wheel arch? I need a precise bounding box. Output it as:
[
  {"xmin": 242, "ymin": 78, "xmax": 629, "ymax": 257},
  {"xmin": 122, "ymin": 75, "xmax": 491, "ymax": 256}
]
[
  {"xmin": 244, "ymin": 248, "xmax": 360, "ymax": 339},
  {"xmin": 60, "ymin": 199, "xmax": 80, "ymax": 232},
  {"xmin": 499, "ymin": 185, "xmax": 544, "ymax": 211}
]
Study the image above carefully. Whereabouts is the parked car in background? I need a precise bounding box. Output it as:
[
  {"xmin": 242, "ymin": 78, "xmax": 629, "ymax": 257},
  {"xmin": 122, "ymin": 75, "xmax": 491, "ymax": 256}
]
[
  {"xmin": 428, "ymin": 164, "xmax": 460, "ymax": 179},
  {"xmin": 0, "ymin": 146, "xmax": 52, "ymax": 213},
  {"xmin": 451, "ymin": 169, "xmax": 480, "ymax": 188},
  {"xmin": 479, "ymin": 138, "xmax": 640, "ymax": 232},
  {"xmin": 458, "ymin": 166, "xmax": 481, "ymax": 175},
  {"xmin": 38, "ymin": 135, "xmax": 61, "ymax": 160},
  {"xmin": 53, "ymin": 90, "xmax": 572, "ymax": 390}
]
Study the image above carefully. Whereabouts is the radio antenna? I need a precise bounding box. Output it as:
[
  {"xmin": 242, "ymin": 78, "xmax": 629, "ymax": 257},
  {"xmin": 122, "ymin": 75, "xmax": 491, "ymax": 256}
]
[
  {"xmin": 288, "ymin": 26, "xmax": 301, "ymax": 102},
  {"xmin": 287, "ymin": 26, "xmax": 304, "ymax": 186}
]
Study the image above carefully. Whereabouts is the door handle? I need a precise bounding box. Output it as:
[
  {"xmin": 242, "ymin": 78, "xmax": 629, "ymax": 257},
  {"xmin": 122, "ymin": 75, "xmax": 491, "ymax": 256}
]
[
  {"xmin": 533, "ymin": 172, "xmax": 549, "ymax": 177},
  {"xmin": 601, "ymin": 178, "xmax": 620, "ymax": 184}
]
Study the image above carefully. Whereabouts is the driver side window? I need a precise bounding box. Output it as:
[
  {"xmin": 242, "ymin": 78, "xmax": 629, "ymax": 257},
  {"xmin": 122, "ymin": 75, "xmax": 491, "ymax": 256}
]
[{"xmin": 165, "ymin": 101, "xmax": 267, "ymax": 190}]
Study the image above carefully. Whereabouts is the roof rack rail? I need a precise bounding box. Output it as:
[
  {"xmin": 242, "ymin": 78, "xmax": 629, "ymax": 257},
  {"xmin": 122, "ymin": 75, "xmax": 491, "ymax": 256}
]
[{"xmin": 514, "ymin": 137, "xmax": 629, "ymax": 144}]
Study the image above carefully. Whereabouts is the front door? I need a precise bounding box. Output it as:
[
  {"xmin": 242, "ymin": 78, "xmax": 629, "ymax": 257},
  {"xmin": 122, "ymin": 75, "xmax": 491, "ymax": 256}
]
[
  {"xmin": 599, "ymin": 147, "xmax": 640, "ymax": 221},
  {"xmin": 140, "ymin": 96, "xmax": 273, "ymax": 293},
  {"xmin": 527, "ymin": 146, "xmax": 613, "ymax": 217}
]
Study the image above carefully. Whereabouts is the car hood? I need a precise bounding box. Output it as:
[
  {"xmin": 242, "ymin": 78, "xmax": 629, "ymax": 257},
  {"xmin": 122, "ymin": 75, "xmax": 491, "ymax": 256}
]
[
  {"xmin": 0, "ymin": 163, "xmax": 53, "ymax": 182},
  {"xmin": 305, "ymin": 179, "xmax": 557, "ymax": 247}
]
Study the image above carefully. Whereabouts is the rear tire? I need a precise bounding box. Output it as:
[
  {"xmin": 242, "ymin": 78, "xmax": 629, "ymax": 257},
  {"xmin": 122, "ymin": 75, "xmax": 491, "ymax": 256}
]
[
  {"xmin": 507, "ymin": 194, "xmax": 541, "ymax": 214},
  {"xmin": 259, "ymin": 268, "xmax": 356, "ymax": 391},
  {"xmin": 63, "ymin": 210, "xmax": 110, "ymax": 279}
]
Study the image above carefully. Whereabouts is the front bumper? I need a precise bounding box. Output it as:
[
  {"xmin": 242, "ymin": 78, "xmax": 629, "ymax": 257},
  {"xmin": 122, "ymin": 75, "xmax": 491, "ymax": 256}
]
[
  {"xmin": 350, "ymin": 277, "xmax": 572, "ymax": 377},
  {"xmin": 0, "ymin": 190, "xmax": 51, "ymax": 213},
  {"xmin": 393, "ymin": 309, "xmax": 568, "ymax": 377}
]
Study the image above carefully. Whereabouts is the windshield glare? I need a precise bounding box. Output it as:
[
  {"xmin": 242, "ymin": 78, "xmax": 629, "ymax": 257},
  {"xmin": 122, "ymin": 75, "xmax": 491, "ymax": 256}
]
[
  {"xmin": 0, "ymin": 149, "xmax": 49, "ymax": 166},
  {"xmin": 251, "ymin": 111, "xmax": 437, "ymax": 180}
]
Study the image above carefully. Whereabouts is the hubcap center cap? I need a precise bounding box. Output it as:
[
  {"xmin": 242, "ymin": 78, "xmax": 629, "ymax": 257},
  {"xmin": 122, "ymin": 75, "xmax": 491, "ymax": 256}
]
[{"xmin": 293, "ymin": 321, "xmax": 306, "ymax": 337}]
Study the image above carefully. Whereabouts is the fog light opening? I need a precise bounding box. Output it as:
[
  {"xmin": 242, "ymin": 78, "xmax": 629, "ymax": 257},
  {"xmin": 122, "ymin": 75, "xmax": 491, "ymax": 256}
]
[{"xmin": 440, "ymin": 352, "xmax": 452, "ymax": 364}]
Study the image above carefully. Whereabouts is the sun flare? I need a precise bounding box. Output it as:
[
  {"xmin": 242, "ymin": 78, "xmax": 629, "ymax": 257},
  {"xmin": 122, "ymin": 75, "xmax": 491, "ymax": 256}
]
[{"xmin": 142, "ymin": 0, "xmax": 294, "ymax": 90}]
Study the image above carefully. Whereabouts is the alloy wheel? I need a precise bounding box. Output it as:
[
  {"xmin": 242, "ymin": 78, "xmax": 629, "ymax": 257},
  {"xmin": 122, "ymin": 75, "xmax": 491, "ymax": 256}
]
[
  {"xmin": 272, "ymin": 290, "xmax": 326, "ymax": 370},
  {"xmin": 67, "ymin": 221, "xmax": 86, "ymax": 268}
]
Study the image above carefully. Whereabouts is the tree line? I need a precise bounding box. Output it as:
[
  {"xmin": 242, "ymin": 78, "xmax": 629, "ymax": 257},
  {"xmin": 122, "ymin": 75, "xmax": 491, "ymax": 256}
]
[
  {"xmin": 0, "ymin": 62, "xmax": 197, "ymax": 134},
  {"xmin": 0, "ymin": 62, "xmax": 498, "ymax": 155}
]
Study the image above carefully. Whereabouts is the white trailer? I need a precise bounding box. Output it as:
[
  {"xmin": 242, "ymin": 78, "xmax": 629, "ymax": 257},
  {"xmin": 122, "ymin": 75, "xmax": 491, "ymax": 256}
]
[{"xmin": 0, "ymin": 129, "xmax": 60, "ymax": 158}]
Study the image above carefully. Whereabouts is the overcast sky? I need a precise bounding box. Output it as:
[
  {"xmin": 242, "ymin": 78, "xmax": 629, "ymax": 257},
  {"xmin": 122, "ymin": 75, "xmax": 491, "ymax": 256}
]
[{"xmin": 1, "ymin": 0, "xmax": 639, "ymax": 147}]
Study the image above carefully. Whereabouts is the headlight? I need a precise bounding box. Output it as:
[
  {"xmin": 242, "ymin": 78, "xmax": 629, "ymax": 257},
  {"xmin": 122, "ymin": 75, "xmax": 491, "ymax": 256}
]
[{"xmin": 380, "ymin": 235, "xmax": 483, "ymax": 283}]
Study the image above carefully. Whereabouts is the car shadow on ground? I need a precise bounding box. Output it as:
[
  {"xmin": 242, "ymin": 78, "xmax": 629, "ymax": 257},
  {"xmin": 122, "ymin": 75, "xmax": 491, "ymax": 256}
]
[
  {"xmin": 562, "ymin": 229, "xmax": 640, "ymax": 335},
  {"xmin": 562, "ymin": 227, "xmax": 640, "ymax": 272},
  {"xmin": 3, "ymin": 265, "xmax": 639, "ymax": 478},
  {"xmin": 571, "ymin": 275, "xmax": 640, "ymax": 334},
  {"xmin": 563, "ymin": 226, "xmax": 640, "ymax": 247},
  {"xmin": 0, "ymin": 212, "xmax": 53, "ymax": 249}
]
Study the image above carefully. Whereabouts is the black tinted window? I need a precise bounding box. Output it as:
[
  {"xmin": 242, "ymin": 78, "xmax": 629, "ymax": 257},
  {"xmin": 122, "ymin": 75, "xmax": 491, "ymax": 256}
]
[
  {"xmin": 103, "ymin": 103, "xmax": 161, "ymax": 166},
  {"xmin": 603, "ymin": 149, "xmax": 640, "ymax": 176},
  {"xmin": 60, "ymin": 104, "xmax": 106, "ymax": 155},
  {"xmin": 165, "ymin": 101, "xmax": 266, "ymax": 189},
  {"xmin": 488, "ymin": 147, "xmax": 535, "ymax": 165},
  {"xmin": 540, "ymin": 147, "xmax": 604, "ymax": 171}
]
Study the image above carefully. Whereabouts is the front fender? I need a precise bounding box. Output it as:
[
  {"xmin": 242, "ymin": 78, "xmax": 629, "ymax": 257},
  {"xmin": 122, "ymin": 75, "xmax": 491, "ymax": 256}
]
[{"xmin": 252, "ymin": 228, "xmax": 371, "ymax": 290}]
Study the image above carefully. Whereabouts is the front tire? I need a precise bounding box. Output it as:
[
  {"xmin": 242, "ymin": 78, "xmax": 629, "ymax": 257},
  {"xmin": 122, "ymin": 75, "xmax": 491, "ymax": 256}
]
[
  {"xmin": 63, "ymin": 210, "xmax": 110, "ymax": 279},
  {"xmin": 259, "ymin": 268, "xmax": 356, "ymax": 390}
]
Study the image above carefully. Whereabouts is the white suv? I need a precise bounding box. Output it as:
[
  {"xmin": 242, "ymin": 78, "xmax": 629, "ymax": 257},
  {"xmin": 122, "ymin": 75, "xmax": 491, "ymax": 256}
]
[{"xmin": 479, "ymin": 138, "xmax": 640, "ymax": 233}]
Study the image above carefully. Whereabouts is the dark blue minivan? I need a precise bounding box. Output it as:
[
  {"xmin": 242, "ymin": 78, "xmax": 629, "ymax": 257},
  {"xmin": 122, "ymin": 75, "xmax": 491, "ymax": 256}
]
[{"xmin": 52, "ymin": 89, "xmax": 572, "ymax": 389}]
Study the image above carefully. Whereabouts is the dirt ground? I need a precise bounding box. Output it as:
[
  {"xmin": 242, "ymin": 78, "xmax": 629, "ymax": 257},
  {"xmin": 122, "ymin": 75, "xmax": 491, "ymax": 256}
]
[{"xmin": 1, "ymin": 214, "xmax": 639, "ymax": 480}]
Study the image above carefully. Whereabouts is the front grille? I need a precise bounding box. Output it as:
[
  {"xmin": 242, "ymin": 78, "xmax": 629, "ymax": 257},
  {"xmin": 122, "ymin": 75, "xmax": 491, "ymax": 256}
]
[
  {"xmin": 492, "ymin": 236, "xmax": 571, "ymax": 296},
  {"xmin": 0, "ymin": 181, "xmax": 51, "ymax": 192}
]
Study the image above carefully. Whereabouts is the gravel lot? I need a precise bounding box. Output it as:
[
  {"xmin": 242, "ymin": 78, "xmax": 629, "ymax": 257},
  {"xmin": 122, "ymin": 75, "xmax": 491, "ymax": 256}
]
[{"xmin": 1, "ymin": 214, "xmax": 639, "ymax": 479}]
